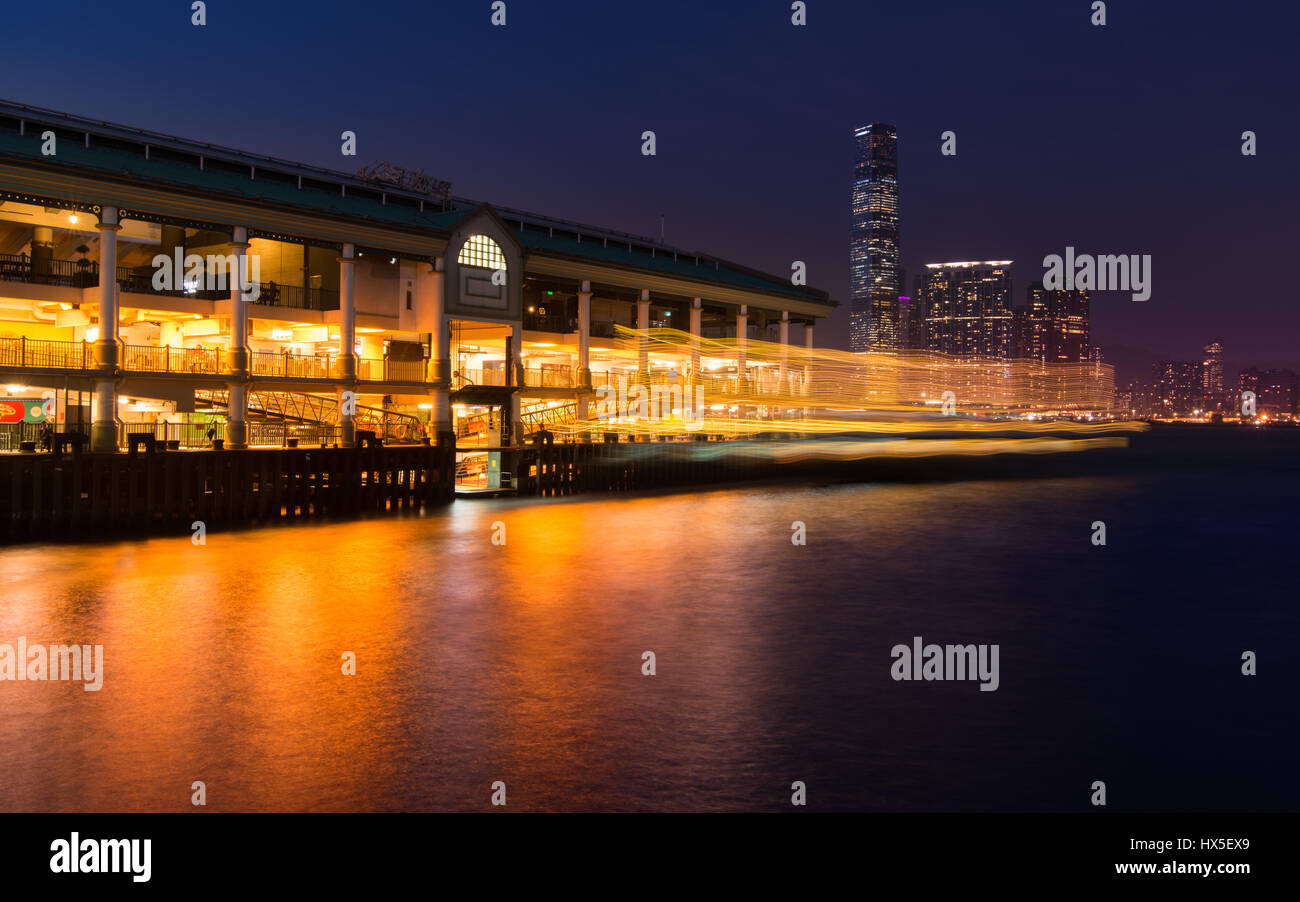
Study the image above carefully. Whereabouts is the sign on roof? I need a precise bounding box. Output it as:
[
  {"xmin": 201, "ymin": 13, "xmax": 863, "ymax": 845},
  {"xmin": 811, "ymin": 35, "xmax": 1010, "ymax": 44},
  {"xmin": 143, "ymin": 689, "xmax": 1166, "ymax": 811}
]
[{"xmin": 355, "ymin": 162, "xmax": 451, "ymax": 201}]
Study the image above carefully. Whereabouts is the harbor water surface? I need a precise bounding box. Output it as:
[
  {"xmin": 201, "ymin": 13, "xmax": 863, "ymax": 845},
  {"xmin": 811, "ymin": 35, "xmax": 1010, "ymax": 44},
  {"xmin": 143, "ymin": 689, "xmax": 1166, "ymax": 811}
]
[{"xmin": 1, "ymin": 432, "xmax": 1295, "ymax": 812}]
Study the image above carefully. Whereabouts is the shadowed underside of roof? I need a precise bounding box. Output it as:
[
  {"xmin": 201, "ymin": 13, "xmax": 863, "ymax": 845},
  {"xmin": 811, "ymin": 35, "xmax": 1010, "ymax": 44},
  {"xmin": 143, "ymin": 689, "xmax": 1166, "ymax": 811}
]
[{"xmin": 0, "ymin": 99, "xmax": 834, "ymax": 308}]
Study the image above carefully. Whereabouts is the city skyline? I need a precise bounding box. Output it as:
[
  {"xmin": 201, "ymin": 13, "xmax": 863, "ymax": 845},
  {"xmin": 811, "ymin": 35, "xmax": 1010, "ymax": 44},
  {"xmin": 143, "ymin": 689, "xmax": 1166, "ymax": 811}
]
[
  {"xmin": 0, "ymin": 1, "xmax": 1293, "ymax": 374},
  {"xmin": 0, "ymin": 2, "xmax": 1293, "ymax": 875}
]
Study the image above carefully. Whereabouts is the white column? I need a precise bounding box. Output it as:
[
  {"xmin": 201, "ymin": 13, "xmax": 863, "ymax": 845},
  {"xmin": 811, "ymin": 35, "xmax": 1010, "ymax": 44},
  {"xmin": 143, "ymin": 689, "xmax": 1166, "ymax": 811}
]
[
  {"xmin": 637, "ymin": 288, "xmax": 650, "ymax": 380},
  {"xmin": 804, "ymin": 322, "xmax": 815, "ymax": 398},
  {"xmin": 735, "ymin": 304, "xmax": 748, "ymax": 391},
  {"xmin": 689, "ymin": 297, "xmax": 702, "ymax": 381},
  {"xmin": 339, "ymin": 243, "xmax": 357, "ymax": 447},
  {"xmin": 778, "ymin": 310, "xmax": 790, "ymax": 394},
  {"xmin": 224, "ymin": 226, "xmax": 250, "ymax": 449},
  {"xmin": 509, "ymin": 322, "xmax": 523, "ymax": 444},
  {"xmin": 429, "ymin": 256, "xmax": 452, "ymax": 442},
  {"xmin": 90, "ymin": 207, "xmax": 120, "ymax": 452},
  {"xmin": 577, "ymin": 279, "xmax": 592, "ymax": 423}
]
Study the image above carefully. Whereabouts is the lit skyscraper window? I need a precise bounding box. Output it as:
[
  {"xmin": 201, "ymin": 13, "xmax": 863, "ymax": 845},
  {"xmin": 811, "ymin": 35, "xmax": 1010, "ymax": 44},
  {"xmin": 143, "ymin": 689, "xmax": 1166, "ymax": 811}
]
[{"xmin": 850, "ymin": 123, "xmax": 900, "ymax": 352}]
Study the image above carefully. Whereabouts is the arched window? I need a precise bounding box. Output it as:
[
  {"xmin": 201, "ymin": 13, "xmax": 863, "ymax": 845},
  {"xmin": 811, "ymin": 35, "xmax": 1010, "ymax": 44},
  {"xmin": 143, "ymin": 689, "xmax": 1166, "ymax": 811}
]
[{"xmin": 457, "ymin": 234, "xmax": 506, "ymax": 270}]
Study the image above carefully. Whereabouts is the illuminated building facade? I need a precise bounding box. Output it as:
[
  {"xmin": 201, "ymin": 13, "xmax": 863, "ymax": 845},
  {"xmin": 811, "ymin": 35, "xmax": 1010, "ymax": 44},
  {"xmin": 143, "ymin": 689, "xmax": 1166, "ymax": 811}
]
[
  {"xmin": 1201, "ymin": 339, "xmax": 1224, "ymax": 411},
  {"xmin": 921, "ymin": 261, "xmax": 1014, "ymax": 359},
  {"xmin": 898, "ymin": 294, "xmax": 926, "ymax": 350},
  {"xmin": 0, "ymin": 100, "xmax": 835, "ymax": 456},
  {"xmin": 1153, "ymin": 360, "xmax": 1203, "ymax": 416},
  {"xmin": 1238, "ymin": 368, "xmax": 1298, "ymax": 419},
  {"xmin": 1026, "ymin": 282, "xmax": 1090, "ymax": 363},
  {"xmin": 849, "ymin": 123, "xmax": 900, "ymax": 352}
]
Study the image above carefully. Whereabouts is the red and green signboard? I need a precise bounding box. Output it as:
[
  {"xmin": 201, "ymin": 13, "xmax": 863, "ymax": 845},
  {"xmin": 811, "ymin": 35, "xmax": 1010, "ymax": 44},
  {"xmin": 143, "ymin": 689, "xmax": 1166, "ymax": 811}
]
[{"xmin": 0, "ymin": 399, "xmax": 50, "ymax": 424}]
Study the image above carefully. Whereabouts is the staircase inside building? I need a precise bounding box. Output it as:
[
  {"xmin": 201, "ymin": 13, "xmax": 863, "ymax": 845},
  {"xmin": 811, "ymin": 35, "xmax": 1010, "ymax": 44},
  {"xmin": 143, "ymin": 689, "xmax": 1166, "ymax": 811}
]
[{"xmin": 195, "ymin": 388, "xmax": 423, "ymax": 442}]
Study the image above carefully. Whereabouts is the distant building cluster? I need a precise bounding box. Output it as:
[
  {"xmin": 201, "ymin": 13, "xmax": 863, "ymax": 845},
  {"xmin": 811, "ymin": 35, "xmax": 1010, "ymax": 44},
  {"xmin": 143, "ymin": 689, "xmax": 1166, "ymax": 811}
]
[
  {"xmin": 851, "ymin": 127, "xmax": 1291, "ymax": 423},
  {"xmin": 1118, "ymin": 339, "xmax": 1297, "ymax": 421},
  {"xmin": 851, "ymin": 129, "xmax": 1095, "ymax": 368}
]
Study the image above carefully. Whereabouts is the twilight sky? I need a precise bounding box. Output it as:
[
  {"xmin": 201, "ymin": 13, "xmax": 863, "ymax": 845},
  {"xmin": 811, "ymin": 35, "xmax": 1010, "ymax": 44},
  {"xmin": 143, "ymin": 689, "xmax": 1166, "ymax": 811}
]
[{"xmin": 2, "ymin": 0, "xmax": 1295, "ymax": 378}]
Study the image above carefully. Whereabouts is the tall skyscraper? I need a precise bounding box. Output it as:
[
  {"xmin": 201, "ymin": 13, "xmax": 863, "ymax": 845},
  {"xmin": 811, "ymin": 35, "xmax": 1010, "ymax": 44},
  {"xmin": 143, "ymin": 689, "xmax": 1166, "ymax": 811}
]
[
  {"xmin": 1026, "ymin": 282, "xmax": 1090, "ymax": 363},
  {"xmin": 1202, "ymin": 339, "xmax": 1224, "ymax": 410},
  {"xmin": 921, "ymin": 261, "xmax": 1014, "ymax": 359},
  {"xmin": 850, "ymin": 123, "xmax": 900, "ymax": 352}
]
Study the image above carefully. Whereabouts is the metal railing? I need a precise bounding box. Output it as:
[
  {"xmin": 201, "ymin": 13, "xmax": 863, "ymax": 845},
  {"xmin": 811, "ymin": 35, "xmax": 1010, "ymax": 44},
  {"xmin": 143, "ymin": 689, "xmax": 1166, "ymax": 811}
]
[
  {"xmin": 248, "ymin": 423, "xmax": 345, "ymax": 447},
  {"xmin": 0, "ymin": 337, "xmax": 90, "ymax": 369},
  {"xmin": 0, "ymin": 253, "xmax": 98, "ymax": 288},
  {"xmin": 118, "ymin": 422, "xmax": 216, "ymax": 449},
  {"xmin": 357, "ymin": 358, "xmax": 427, "ymax": 383},
  {"xmin": 247, "ymin": 282, "xmax": 340, "ymax": 310},
  {"xmin": 115, "ymin": 266, "xmax": 227, "ymax": 300},
  {"xmin": 455, "ymin": 368, "xmax": 508, "ymax": 387},
  {"xmin": 522, "ymin": 401, "xmax": 579, "ymax": 430},
  {"xmin": 0, "ymin": 422, "xmax": 47, "ymax": 451},
  {"xmin": 589, "ymin": 370, "xmax": 637, "ymax": 390},
  {"xmin": 523, "ymin": 367, "xmax": 572, "ymax": 388},
  {"xmin": 121, "ymin": 343, "xmax": 223, "ymax": 374},
  {"xmin": 1, "ymin": 256, "xmax": 341, "ymax": 313},
  {"xmin": 250, "ymin": 350, "xmax": 339, "ymax": 379},
  {"xmin": 523, "ymin": 313, "xmax": 572, "ymax": 333}
]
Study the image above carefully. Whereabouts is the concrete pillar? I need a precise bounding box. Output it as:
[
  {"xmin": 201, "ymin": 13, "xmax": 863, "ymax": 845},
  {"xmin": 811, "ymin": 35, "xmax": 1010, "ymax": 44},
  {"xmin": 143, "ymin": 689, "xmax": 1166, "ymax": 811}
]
[
  {"xmin": 339, "ymin": 243, "xmax": 357, "ymax": 447},
  {"xmin": 31, "ymin": 226, "xmax": 54, "ymax": 280},
  {"xmin": 577, "ymin": 279, "xmax": 592, "ymax": 422},
  {"xmin": 778, "ymin": 310, "xmax": 790, "ymax": 394},
  {"xmin": 735, "ymin": 304, "xmax": 748, "ymax": 391},
  {"xmin": 90, "ymin": 207, "xmax": 120, "ymax": 452},
  {"xmin": 689, "ymin": 297, "xmax": 702, "ymax": 382},
  {"xmin": 804, "ymin": 322, "xmax": 815, "ymax": 398},
  {"xmin": 637, "ymin": 288, "xmax": 650, "ymax": 380},
  {"xmin": 224, "ymin": 226, "xmax": 250, "ymax": 449},
  {"xmin": 428, "ymin": 256, "xmax": 452, "ymax": 445},
  {"xmin": 508, "ymin": 322, "xmax": 523, "ymax": 445}
]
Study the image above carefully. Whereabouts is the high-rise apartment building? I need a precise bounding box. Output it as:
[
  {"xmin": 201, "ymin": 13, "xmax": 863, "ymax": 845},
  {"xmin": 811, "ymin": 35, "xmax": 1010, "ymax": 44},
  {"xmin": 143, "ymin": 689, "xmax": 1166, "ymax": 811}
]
[
  {"xmin": 1025, "ymin": 282, "xmax": 1090, "ymax": 363},
  {"xmin": 850, "ymin": 123, "xmax": 900, "ymax": 352},
  {"xmin": 1202, "ymin": 339, "xmax": 1224, "ymax": 410},
  {"xmin": 898, "ymin": 294, "xmax": 926, "ymax": 350},
  {"xmin": 1153, "ymin": 360, "xmax": 1203, "ymax": 416},
  {"xmin": 921, "ymin": 261, "xmax": 1014, "ymax": 359}
]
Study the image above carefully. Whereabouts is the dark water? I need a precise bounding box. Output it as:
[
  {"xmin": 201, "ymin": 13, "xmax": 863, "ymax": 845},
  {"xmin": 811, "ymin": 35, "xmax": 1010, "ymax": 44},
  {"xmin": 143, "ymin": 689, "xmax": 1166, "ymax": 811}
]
[{"xmin": 1, "ymin": 429, "xmax": 1296, "ymax": 811}]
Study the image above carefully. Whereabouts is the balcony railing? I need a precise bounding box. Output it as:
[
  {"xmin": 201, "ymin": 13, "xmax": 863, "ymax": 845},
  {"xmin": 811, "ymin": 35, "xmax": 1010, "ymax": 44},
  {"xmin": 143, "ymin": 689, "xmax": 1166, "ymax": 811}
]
[
  {"xmin": 0, "ymin": 256, "xmax": 343, "ymax": 314},
  {"xmin": 115, "ymin": 266, "xmax": 227, "ymax": 300},
  {"xmin": 358, "ymin": 358, "xmax": 427, "ymax": 383},
  {"xmin": 455, "ymin": 368, "xmax": 508, "ymax": 387},
  {"xmin": 0, "ymin": 337, "xmax": 90, "ymax": 370},
  {"xmin": 248, "ymin": 282, "xmax": 340, "ymax": 311},
  {"xmin": 250, "ymin": 350, "xmax": 339, "ymax": 380},
  {"xmin": 523, "ymin": 312, "xmax": 573, "ymax": 333},
  {"xmin": 0, "ymin": 253, "xmax": 98, "ymax": 288},
  {"xmin": 121, "ymin": 343, "xmax": 223, "ymax": 374},
  {"xmin": 118, "ymin": 422, "xmax": 217, "ymax": 450},
  {"xmin": 248, "ymin": 423, "xmax": 345, "ymax": 447},
  {"xmin": 523, "ymin": 367, "xmax": 572, "ymax": 388}
]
